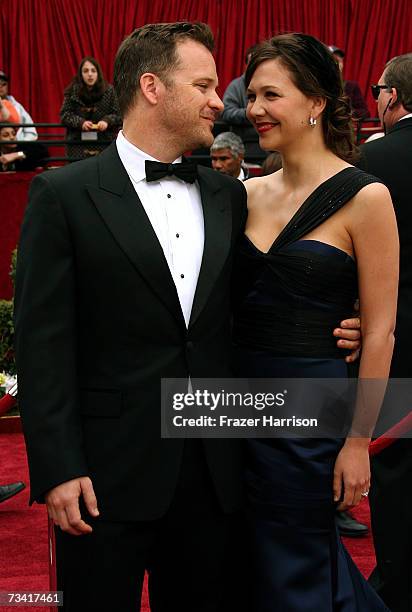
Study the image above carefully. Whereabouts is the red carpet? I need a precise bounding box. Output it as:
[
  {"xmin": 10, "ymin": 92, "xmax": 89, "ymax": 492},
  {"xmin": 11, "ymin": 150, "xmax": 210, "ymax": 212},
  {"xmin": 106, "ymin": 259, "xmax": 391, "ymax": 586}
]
[
  {"xmin": 0, "ymin": 432, "xmax": 376, "ymax": 610},
  {"xmin": 0, "ymin": 433, "xmax": 149, "ymax": 611}
]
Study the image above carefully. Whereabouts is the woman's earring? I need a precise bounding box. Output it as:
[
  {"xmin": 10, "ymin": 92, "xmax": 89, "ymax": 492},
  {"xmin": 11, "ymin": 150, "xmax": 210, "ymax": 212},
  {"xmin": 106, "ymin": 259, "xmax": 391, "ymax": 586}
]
[{"xmin": 309, "ymin": 115, "xmax": 317, "ymax": 127}]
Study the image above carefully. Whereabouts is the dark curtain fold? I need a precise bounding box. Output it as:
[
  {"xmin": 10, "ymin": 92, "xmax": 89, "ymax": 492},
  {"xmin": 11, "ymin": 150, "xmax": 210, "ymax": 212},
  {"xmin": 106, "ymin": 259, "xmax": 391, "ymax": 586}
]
[{"xmin": 0, "ymin": 0, "xmax": 411, "ymax": 126}]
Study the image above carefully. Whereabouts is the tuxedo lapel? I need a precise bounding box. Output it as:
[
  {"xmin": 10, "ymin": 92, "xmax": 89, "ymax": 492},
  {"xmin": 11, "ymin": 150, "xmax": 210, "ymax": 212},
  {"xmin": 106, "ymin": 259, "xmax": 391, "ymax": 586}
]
[
  {"xmin": 86, "ymin": 144, "xmax": 186, "ymax": 329},
  {"xmin": 189, "ymin": 166, "xmax": 232, "ymax": 327}
]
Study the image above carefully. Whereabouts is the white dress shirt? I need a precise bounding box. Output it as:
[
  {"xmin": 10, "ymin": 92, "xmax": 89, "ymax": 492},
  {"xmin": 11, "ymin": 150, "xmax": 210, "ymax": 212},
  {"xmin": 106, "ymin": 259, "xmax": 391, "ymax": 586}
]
[{"xmin": 116, "ymin": 130, "xmax": 204, "ymax": 327}]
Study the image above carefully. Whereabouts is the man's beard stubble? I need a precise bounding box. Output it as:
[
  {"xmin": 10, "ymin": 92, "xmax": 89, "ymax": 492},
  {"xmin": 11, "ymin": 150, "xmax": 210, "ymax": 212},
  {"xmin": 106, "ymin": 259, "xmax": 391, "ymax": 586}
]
[{"xmin": 162, "ymin": 87, "xmax": 214, "ymax": 153}]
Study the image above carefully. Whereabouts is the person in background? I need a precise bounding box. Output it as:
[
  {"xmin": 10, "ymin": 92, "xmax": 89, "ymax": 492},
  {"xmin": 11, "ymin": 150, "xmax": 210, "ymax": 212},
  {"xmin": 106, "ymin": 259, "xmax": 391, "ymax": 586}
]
[
  {"xmin": 359, "ymin": 52, "xmax": 412, "ymax": 612},
  {"xmin": 0, "ymin": 123, "xmax": 47, "ymax": 171},
  {"xmin": 221, "ymin": 45, "xmax": 258, "ymax": 126},
  {"xmin": 221, "ymin": 45, "xmax": 266, "ymax": 159},
  {"xmin": 210, "ymin": 131, "xmax": 248, "ymax": 180},
  {"xmin": 0, "ymin": 70, "xmax": 38, "ymax": 141},
  {"xmin": 0, "ymin": 95, "xmax": 21, "ymax": 125},
  {"xmin": 260, "ymin": 151, "xmax": 282, "ymax": 175},
  {"xmin": 60, "ymin": 57, "xmax": 121, "ymax": 160},
  {"xmin": 328, "ymin": 46, "xmax": 370, "ymax": 120}
]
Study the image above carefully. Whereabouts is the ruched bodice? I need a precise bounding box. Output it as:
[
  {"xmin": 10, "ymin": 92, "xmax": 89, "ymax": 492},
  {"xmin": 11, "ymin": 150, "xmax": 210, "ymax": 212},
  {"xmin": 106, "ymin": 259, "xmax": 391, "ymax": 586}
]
[
  {"xmin": 234, "ymin": 237, "xmax": 357, "ymax": 358},
  {"xmin": 233, "ymin": 167, "xmax": 380, "ymax": 359}
]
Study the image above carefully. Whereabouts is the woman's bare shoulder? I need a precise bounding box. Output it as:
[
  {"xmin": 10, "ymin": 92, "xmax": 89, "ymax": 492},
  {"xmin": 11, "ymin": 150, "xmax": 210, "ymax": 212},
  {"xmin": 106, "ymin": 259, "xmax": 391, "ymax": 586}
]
[
  {"xmin": 245, "ymin": 171, "xmax": 282, "ymax": 209},
  {"xmin": 349, "ymin": 180, "xmax": 393, "ymax": 219}
]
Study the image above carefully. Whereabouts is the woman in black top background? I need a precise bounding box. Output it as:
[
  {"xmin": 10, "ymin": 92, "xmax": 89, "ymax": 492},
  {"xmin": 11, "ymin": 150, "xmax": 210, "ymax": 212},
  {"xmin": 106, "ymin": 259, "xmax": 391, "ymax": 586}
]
[{"xmin": 60, "ymin": 56, "xmax": 121, "ymax": 160}]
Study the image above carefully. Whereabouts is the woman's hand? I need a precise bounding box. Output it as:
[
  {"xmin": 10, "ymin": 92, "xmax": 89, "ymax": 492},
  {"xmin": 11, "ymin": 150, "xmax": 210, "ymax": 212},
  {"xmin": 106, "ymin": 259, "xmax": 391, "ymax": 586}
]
[
  {"xmin": 0, "ymin": 152, "xmax": 21, "ymax": 165},
  {"xmin": 96, "ymin": 120, "xmax": 108, "ymax": 131},
  {"xmin": 334, "ymin": 317, "xmax": 361, "ymax": 363},
  {"xmin": 333, "ymin": 439, "xmax": 370, "ymax": 511},
  {"xmin": 82, "ymin": 120, "xmax": 94, "ymax": 131}
]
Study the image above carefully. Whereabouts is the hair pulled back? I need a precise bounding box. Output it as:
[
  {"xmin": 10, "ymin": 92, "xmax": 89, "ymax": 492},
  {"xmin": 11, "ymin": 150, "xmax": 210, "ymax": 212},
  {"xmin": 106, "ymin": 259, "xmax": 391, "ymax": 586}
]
[{"xmin": 245, "ymin": 33, "xmax": 359, "ymax": 163}]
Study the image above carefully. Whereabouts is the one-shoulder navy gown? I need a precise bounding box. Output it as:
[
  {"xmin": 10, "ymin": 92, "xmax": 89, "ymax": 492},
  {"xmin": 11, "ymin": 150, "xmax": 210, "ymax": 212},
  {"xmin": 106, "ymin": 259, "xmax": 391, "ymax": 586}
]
[{"xmin": 233, "ymin": 168, "xmax": 389, "ymax": 611}]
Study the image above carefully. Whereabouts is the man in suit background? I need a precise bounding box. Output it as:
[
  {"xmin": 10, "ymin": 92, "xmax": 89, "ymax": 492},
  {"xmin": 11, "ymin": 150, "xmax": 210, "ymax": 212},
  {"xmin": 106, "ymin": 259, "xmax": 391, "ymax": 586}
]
[
  {"xmin": 14, "ymin": 21, "xmax": 361, "ymax": 612},
  {"xmin": 221, "ymin": 45, "xmax": 266, "ymax": 160},
  {"xmin": 359, "ymin": 53, "xmax": 412, "ymax": 612},
  {"xmin": 210, "ymin": 131, "xmax": 248, "ymax": 180}
]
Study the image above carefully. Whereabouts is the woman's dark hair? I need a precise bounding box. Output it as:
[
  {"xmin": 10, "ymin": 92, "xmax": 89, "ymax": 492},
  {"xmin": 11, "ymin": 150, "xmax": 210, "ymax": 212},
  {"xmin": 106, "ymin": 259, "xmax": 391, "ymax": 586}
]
[
  {"xmin": 245, "ymin": 33, "xmax": 359, "ymax": 163},
  {"xmin": 65, "ymin": 56, "xmax": 108, "ymax": 102}
]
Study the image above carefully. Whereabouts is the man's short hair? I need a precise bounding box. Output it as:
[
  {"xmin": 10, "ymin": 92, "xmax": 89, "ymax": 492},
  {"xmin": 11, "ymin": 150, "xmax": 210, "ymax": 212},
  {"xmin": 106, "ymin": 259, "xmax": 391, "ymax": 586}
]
[
  {"xmin": 114, "ymin": 22, "xmax": 214, "ymax": 118},
  {"xmin": 210, "ymin": 132, "xmax": 245, "ymax": 158},
  {"xmin": 384, "ymin": 53, "xmax": 412, "ymax": 112}
]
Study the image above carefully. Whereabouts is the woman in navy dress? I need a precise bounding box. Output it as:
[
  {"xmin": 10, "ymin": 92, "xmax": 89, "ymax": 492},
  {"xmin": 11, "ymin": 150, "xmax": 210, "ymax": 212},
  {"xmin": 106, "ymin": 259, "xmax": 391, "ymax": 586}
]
[{"xmin": 233, "ymin": 34, "xmax": 399, "ymax": 611}]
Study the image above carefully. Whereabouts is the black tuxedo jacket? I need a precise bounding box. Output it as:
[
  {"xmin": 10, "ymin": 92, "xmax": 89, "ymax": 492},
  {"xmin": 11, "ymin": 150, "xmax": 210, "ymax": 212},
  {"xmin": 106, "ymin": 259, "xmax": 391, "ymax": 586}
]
[
  {"xmin": 359, "ymin": 119, "xmax": 412, "ymax": 608},
  {"xmin": 359, "ymin": 117, "xmax": 412, "ymax": 378},
  {"xmin": 14, "ymin": 142, "xmax": 247, "ymax": 520}
]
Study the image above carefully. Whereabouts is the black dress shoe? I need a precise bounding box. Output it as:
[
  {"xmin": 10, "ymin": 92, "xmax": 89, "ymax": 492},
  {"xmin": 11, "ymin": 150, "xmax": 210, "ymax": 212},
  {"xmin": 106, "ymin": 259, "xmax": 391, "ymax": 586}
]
[
  {"xmin": 336, "ymin": 510, "xmax": 369, "ymax": 537},
  {"xmin": 0, "ymin": 481, "xmax": 26, "ymax": 503}
]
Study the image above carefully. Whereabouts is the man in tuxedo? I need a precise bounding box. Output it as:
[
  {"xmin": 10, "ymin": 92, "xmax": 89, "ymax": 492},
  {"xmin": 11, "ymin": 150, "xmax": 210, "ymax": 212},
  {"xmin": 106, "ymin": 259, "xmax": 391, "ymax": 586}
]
[
  {"xmin": 14, "ymin": 22, "xmax": 248, "ymax": 612},
  {"xmin": 14, "ymin": 22, "xmax": 361, "ymax": 612},
  {"xmin": 359, "ymin": 53, "xmax": 412, "ymax": 612}
]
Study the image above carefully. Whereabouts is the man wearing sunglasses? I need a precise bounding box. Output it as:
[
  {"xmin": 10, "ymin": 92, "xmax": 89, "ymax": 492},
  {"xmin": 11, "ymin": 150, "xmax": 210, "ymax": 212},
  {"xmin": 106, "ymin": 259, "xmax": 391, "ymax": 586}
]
[{"xmin": 360, "ymin": 54, "xmax": 412, "ymax": 612}]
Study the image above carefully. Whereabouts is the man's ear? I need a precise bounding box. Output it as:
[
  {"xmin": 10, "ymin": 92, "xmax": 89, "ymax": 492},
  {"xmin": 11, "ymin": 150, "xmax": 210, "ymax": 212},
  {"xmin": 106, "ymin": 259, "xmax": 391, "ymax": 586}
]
[
  {"xmin": 139, "ymin": 73, "xmax": 163, "ymax": 105},
  {"xmin": 388, "ymin": 87, "xmax": 398, "ymax": 108}
]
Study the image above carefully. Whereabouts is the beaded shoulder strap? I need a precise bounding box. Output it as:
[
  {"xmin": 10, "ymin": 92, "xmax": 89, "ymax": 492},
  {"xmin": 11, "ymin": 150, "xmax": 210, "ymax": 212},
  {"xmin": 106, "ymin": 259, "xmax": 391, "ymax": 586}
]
[{"xmin": 270, "ymin": 167, "xmax": 382, "ymax": 253}]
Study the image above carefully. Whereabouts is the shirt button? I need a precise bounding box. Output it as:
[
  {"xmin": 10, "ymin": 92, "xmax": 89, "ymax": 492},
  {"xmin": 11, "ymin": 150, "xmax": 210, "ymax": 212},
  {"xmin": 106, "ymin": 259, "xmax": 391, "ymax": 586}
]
[
  {"xmin": 167, "ymin": 193, "xmax": 171, "ymax": 198},
  {"xmin": 176, "ymin": 233, "xmax": 180, "ymax": 238},
  {"xmin": 180, "ymin": 274, "xmax": 185, "ymax": 279}
]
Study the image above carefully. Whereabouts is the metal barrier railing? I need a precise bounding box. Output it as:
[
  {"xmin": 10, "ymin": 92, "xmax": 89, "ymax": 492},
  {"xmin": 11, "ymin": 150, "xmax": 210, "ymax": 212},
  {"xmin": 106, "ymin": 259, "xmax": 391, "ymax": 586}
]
[
  {"xmin": 1, "ymin": 118, "xmax": 382, "ymax": 164},
  {"xmin": 355, "ymin": 117, "xmax": 382, "ymax": 143}
]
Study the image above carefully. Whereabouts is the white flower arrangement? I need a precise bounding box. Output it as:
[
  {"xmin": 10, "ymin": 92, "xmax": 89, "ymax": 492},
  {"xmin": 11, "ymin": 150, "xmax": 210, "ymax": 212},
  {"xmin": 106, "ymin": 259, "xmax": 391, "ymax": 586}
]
[{"xmin": 0, "ymin": 372, "xmax": 17, "ymax": 397}]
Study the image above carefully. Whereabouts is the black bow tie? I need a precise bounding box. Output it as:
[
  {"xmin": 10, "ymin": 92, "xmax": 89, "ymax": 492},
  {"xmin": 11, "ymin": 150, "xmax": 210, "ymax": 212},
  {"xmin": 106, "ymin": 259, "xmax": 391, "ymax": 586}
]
[{"xmin": 145, "ymin": 160, "xmax": 198, "ymax": 184}]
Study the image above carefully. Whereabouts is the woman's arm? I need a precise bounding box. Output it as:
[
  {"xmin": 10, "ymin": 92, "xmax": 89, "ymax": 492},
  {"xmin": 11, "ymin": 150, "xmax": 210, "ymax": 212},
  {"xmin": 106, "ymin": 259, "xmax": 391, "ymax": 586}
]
[
  {"xmin": 354, "ymin": 182, "xmax": 399, "ymax": 379},
  {"xmin": 334, "ymin": 181, "xmax": 399, "ymax": 510}
]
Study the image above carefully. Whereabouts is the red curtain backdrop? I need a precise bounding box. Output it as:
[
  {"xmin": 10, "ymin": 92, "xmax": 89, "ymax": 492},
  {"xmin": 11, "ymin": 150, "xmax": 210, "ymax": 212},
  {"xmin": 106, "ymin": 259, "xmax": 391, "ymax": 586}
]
[{"xmin": 1, "ymin": 0, "xmax": 411, "ymax": 128}]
